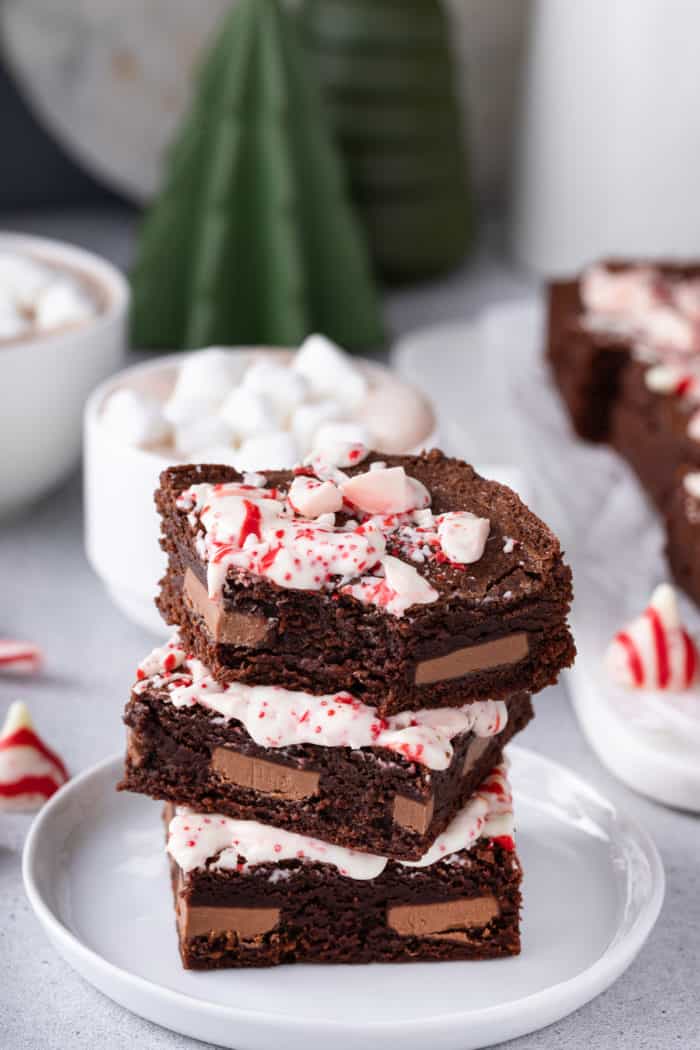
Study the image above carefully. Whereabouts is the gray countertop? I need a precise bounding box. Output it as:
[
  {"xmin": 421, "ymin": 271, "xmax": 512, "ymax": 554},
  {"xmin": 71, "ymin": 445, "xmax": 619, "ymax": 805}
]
[{"xmin": 0, "ymin": 212, "xmax": 697, "ymax": 1050}]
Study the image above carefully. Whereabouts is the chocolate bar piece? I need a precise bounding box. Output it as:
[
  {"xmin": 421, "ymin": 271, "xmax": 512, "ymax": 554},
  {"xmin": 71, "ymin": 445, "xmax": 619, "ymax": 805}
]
[
  {"xmin": 165, "ymin": 764, "xmax": 522, "ymax": 969},
  {"xmin": 120, "ymin": 635, "xmax": 533, "ymax": 860},
  {"xmin": 155, "ymin": 450, "xmax": 574, "ymax": 715}
]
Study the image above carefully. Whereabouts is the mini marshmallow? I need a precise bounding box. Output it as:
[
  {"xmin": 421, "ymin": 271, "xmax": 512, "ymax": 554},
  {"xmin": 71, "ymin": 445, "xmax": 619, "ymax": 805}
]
[
  {"xmin": 342, "ymin": 466, "xmax": 430, "ymax": 515},
  {"xmin": 174, "ymin": 415, "xmax": 233, "ymax": 456},
  {"xmin": 437, "ymin": 512, "xmax": 490, "ymax": 565},
  {"xmin": 219, "ymin": 387, "xmax": 279, "ymax": 441},
  {"xmin": 187, "ymin": 445, "xmax": 240, "ymax": 467},
  {"xmin": 0, "ymin": 252, "xmax": 48, "ymax": 302},
  {"xmin": 293, "ymin": 334, "xmax": 367, "ymax": 409},
  {"xmin": 314, "ymin": 421, "xmax": 373, "ymax": 449},
  {"xmin": 35, "ymin": 280, "xmax": 94, "ymax": 330},
  {"xmin": 163, "ymin": 393, "xmax": 221, "ymax": 427},
  {"xmin": 288, "ymin": 476, "xmax": 343, "ymax": 518},
  {"xmin": 291, "ymin": 399, "xmax": 345, "ymax": 451},
  {"xmin": 102, "ymin": 388, "xmax": 171, "ymax": 447},
  {"xmin": 172, "ymin": 348, "xmax": 246, "ymax": 403},
  {"xmin": 235, "ymin": 431, "xmax": 299, "ymax": 471},
  {"xmin": 242, "ymin": 359, "xmax": 309, "ymax": 424},
  {"xmin": 0, "ymin": 302, "xmax": 27, "ymax": 340}
]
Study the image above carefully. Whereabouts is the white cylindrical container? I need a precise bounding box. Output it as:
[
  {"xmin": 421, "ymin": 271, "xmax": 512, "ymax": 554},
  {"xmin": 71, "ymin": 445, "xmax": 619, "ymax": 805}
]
[
  {"xmin": 511, "ymin": 0, "xmax": 700, "ymax": 276},
  {"xmin": 0, "ymin": 233, "xmax": 128, "ymax": 516}
]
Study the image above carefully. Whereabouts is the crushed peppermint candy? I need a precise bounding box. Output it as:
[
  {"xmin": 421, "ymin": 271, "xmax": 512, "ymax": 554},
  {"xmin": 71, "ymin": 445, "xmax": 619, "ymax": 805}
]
[
  {"xmin": 167, "ymin": 762, "xmax": 514, "ymax": 879},
  {"xmin": 287, "ymin": 475, "xmax": 343, "ymax": 518},
  {"xmin": 0, "ymin": 640, "xmax": 43, "ymax": 674},
  {"xmin": 175, "ymin": 459, "xmax": 500, "ymax": 616},
  {"xmin": 342, "ymin": 555, "xmax": 438, "ymax": 616},
  {"xmin": 437, "ymin": 512, "xmax": 490, "ymax": 565},
  {"xmin": 136, "ymin": 636, "xmax": 507, "ymax": 770},
  {"xmin": 683, "ymin": 472, "xmax": 700, "ymax": 500},
  {"xmin": 581, "ymin": 263, "xmax": 700, "ymax": 412},
  {"xmin": 342, "ymin": 466, "xmax": 430, "ymax": 516}
]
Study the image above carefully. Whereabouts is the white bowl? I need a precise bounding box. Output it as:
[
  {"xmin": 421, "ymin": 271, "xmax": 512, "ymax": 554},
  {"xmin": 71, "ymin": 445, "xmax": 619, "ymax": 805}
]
[
  {"xmin": 84, "ymin": 351, "xmax": 437, "ymax": 635},
  {"xmin": 0, "ymin": 232, "xmax": 128, "ymax": 516}
]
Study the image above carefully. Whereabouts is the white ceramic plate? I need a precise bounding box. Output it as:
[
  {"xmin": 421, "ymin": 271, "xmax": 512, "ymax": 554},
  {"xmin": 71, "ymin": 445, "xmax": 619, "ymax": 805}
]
[{"xmin": 23, "ymin": 746, "xmax": 663, "ymax": 1050}]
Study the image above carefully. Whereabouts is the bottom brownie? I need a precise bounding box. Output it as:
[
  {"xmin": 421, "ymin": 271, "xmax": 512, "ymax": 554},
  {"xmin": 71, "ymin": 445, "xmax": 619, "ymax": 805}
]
[{"xmin": 166, "ymin": 764, "xmax": 522, "ymax": 969}]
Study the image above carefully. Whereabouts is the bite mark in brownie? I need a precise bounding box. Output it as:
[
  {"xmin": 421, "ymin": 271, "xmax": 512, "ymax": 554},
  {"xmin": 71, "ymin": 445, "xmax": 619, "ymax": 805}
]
[{"xmin": 156, "ymin": 450, "xmax": 574, "ymax": 713}]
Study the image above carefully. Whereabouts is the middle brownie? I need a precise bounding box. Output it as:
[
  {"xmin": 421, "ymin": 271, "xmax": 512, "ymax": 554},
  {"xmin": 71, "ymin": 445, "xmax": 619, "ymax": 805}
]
[{"xmin": 120, "ymin": 637, "xmax": 533, "ymax": 861}]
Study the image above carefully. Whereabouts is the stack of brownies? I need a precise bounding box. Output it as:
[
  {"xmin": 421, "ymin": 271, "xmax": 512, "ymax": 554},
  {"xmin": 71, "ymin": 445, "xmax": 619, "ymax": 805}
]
[{"xmin": 120, "ymin": 447, "xmax": 574, "ymax": 969}]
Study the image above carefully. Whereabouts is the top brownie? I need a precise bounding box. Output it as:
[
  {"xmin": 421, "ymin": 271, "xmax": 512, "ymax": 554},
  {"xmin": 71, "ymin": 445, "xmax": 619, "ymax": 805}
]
[{"xmin": 156, "ymin": 448, "xmax": 574, "ymax": 715}]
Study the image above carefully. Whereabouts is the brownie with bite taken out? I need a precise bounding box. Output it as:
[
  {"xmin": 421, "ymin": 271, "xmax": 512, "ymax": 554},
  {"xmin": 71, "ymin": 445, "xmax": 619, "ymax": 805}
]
[{"xmin": 155, "ymin": 450, "xmax": 575, "ymax": 716}]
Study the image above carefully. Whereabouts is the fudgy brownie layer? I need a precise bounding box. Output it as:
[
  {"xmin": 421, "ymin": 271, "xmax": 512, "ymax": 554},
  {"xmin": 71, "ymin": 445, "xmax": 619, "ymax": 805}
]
[
  {"xmin": 168, "ymin": 835, "xmax": 522, "ymax": 969},
  {"xmin": 121, "ymin": 689, "xmax": 533, "ymax": 860},
  {"xmin": 156, "ymin": 451, "xmax": 574, "ymax": 715}
]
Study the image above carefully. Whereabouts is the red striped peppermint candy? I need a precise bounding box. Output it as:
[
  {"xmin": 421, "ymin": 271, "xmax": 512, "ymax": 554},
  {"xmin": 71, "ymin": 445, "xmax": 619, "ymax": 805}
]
[
  {"xmin": 0, "ymin": 701, "xmax": 68, "ymax": 811},
  {"xmin": 0, "ymin": 640, "xmax": 42, "ymax": 674},
  {"xmin": 605, "ymin": 584, "xmax": 698, "ymax": 691}
]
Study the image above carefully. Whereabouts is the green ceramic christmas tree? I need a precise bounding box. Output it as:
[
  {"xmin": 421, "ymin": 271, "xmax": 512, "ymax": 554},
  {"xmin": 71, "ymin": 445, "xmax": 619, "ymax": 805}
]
[
  {"xmin": 131, "ymin": 0, "xmax": 383, "ymax": 351},
  {"xmin": 300, "ymin": 0, "xmax": 474, "ymax": 282}
]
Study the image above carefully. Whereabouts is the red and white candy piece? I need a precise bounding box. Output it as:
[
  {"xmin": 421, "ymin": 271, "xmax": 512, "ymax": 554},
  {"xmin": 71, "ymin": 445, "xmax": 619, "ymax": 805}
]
[
  {"xmin": 0, "ymin": 701, "xmax": 68, "ymax": 811},
  {"xmin": 288, "ymin": 475, "xmax": 343, "ymax": 518},
  {"xmin": 605, "ymin": 584, "xmax": 698, "ymax": 691},
  {"xmin": 342, "ymin": 466, "xmax": 430, "ymax": 515},
  {"xmin": 437, "ymin": 511, "xmax": 490, "ymax": 565},
  {"xmin": 0, "ymin": 639, "xmax": 42, "ymax": 674},
  {"xmin": 581, "ymin": 263, "xmax": 658, "ymax": 317}
]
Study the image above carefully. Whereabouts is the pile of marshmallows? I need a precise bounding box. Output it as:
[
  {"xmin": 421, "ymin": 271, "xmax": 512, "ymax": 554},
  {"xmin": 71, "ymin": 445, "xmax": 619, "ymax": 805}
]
[
  {"xmin": 102, "ymin": 335, "xmax": 389, "ymax": 471},
  {"xmin": 0, "ymin": 250, "xmax": 98, "ymax": 341}
]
